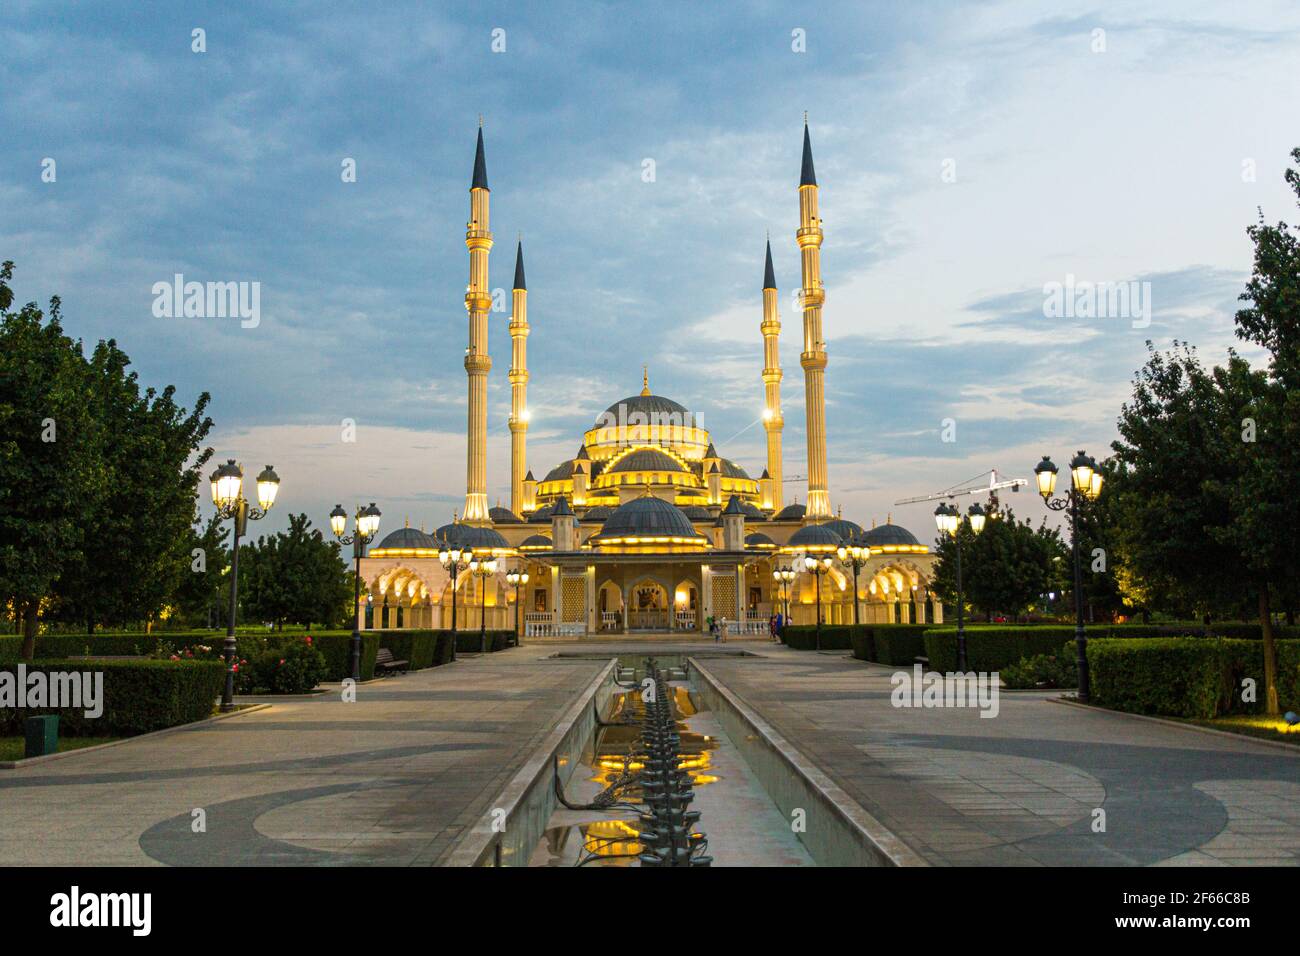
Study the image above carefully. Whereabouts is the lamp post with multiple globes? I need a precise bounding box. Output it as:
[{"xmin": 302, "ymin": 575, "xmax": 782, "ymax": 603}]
[
  {"xmin": 1034, "ymin": 451, "xmax": 1104, "ymax": 702},
  {"xmin": 772, "ymin": 567, "xmax": 795, "ymax": 623},
  {"xmin": 329, "ymin": 502, "xmax": 382, "ymax": 683},
  {"xmin": 934, "ymin": 501, "xmax": 987, "ymax": 671},
  {"xmin": 836, "ymin": 538, "xmax": 873, "ymax": 627},
  {"xmin": 437, "ymin": 545, "xmax": 472, "ymax": 662},
  {"xmin": 505, "ymin": 567, "xmax": 529, "ymax": 647},
  {"xmin": 209, "ymin": 460, "xmax": 280, "ymax": 711},
  {"xmin": 802, "ymin": 553, "xmax": 834, "ymax": 651},
  {"xmin": 470, "ymin": 557, "xmax": 498, "ymax": 654}
]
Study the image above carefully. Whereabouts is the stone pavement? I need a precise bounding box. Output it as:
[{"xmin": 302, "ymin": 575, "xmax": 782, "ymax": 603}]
[
  {"xmin": 0, "ymin": 648, "xmax": 605, "ymax": 866},
  {"xmin": 699, "ymin": 648, "xmax": 1300, "ymax": 866}
]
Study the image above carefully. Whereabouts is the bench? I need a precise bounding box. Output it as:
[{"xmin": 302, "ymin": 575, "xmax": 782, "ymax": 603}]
[{"xmin": 374, "ymin": 648, "xmax": 409, "ymax": 674}]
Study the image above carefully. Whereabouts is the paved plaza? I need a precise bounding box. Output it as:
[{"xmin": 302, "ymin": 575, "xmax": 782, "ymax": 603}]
[{"xmin": 1, "ymin": 640, "xmax": 1297, "ymax": 866}]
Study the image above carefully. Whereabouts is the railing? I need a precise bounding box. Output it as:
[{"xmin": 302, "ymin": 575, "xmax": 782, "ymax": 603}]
[
  {"xmin": 675, "ymin": 610, "xmax": 696, "ymax": 629},
  {"xmin": 600, "ymin": 611, "xmax": 620, "ymax": 631},
  {"xmin": 524, "ymin": 612, "xmax": 558, "ymax": 637},
  {"xmin": 628, "ymin": 609, "xmax": 670, "ymax": 630}
]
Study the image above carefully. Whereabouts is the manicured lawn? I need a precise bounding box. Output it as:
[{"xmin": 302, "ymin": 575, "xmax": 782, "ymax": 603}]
[
  {"xmin": 1185, "ymin": 715, "xmax": 1300, "ymax": 746},
  {"xmin": 0, "ymin": 736, "xmax": 124, "ymax": 762}
]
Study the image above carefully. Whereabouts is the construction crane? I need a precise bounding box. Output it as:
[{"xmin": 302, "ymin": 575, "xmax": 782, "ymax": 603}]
[{"xmin": 895, "ymin": 469, "xmax": 1029, "ymax": 516}]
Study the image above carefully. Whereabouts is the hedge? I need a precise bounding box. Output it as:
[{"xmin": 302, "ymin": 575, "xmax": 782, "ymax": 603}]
[
  {"xmin": 1089, "ymin": 638, "xmax": 1300, "ymax": 718},
  {"xmin": 379, "ymin": 631, "xmax": 441, "ymax": 670},
  {"xmin": 924, "ymin": 627, "xmax": 1081, "ymax": 673},
  {"xmin": 869, "ymin": 625, "xmax": 934, "ymax": 665},
  {"xmin": 453, "ymin": 629, "xmax": 515, "ymax": 654},
  {"xmin": 781, "ymin": 625, "xmax": 858, "ymax": 651},
  {"xmin": 308, "ymin": 632, "xmax": 379, "ymax": 681},
  {"xmin": 0, "ymin": 659, "xmax": 225, "ymax": 736}
]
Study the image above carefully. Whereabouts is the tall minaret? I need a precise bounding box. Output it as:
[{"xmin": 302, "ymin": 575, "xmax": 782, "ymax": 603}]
[
  {"xmin": 508, "ymin": 239, "xmax": 530, "ymax": 515},
  {"xmin": 463, "ymin": 123, "xmax": 493, "ymax": 524},
  {"xmin": 797, "ymin": 117, "xmax": 831, "ymax": 519},
  {"xmin": 761, "ymin": 237, "xmax": 784, "ymax": 511}
]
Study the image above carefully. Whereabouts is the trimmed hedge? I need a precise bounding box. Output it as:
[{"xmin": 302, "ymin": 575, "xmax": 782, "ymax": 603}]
[
  {"xmin": 1089, "ymin": 638, "xmax": 1300, "ymax": 718},
  {"xmin": 309, "ymin": 632, "xmax": 379, "ymax": 681},
  {"xmin": 781, "ymin": 625, "xmax": 858, "ymax": 651},
  {"xmin": 453, "ymin": 629, "xmax": 515, "ymax": 654},
  {"xmin": 924, "ymin": 627, "xmax": 1081, "ymax": 673},
  {"xmin": 869, "ymin": 625, "xmax": 934, "ymax": 665},
  {"xmin": 0, "ymin": 659, "xmax": 225, "ymax": 736}
]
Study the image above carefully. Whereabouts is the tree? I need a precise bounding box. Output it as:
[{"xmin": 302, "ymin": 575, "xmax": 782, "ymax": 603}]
[
  {"xmin": 51, "ymin": 337, "xmax": 213, "ymax": 632},
  {"xmin": 240, "ymin": 514, "xmax": 352, "ymax": 628},
  {"xmin": 0, "ymin": 262, "xmax": 104, "ymax": 656},
  {"xmin": 930, "ymin": 508, "xmax": 1068, "ymax": 621},
  {"xmin": 171, "ymin": 513, "xmax": 230, "ymax": 628}
]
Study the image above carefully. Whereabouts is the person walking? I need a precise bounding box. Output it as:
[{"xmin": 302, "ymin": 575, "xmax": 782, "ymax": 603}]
[{"xmin": 708, "ymin": 614, "xmax": 717, "ymax": 641}]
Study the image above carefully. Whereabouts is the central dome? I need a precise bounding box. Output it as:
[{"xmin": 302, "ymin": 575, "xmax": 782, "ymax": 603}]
[
  {"xmin": 588, "ymin": 495, "xmax": 706, "ymax": 546},
  {"xmin": 607, "ymin": 448, "xmax": 688, "ymax": 474},
  {"xmin": 595, "ymin": 393, "xmax": 691, "ymax": 429}
]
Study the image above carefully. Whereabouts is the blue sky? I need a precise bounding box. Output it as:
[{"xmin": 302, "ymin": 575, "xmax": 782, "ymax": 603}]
[{"xmin": 3, "ymin": 0, "xmax": 1298, "ymax": 540}]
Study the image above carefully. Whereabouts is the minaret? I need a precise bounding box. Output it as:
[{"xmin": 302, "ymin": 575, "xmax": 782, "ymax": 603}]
[
  {"xmin": 508, "ymin": 239, "xmax": 529, "ymax": 515},
  {"xmin": 761, "ymin": 237, "xmax": 784, "ymax": 511},
  {"xmin": 463, "ymin": 123, "xmax": 493, "ymax": 524},
  {"xmin": 797, "ymin": 117, "xmax": 831, "ymax": 519}
]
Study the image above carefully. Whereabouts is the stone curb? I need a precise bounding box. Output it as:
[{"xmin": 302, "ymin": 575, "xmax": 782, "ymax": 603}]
[
  {"xmin": 1047, "ymin": 697, "xmax": 1300, "ymax": 756},
  {"xmin": 689, "ymin": 657, "xmax": 929, "ymax": 867},
  {"xmin": 0, "ymin": 703, "xmax": 273, "ymax": 770}
]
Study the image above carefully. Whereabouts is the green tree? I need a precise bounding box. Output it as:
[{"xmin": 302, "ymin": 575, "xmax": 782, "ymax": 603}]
[
  {"xmin": 930, "ymin": 508, "xmax": 1068, "ymax": 621},
  {"xmin": 240, "ymin": 514, "xmax": 351, "ymax": 628},
  {"xmin": 0, "ymin": 262, "xmax": 104, "ymax": 656},
  {"xmin": 51, "ymin": 337, "xmax": 213, "ymax": 632},
  {"xmin": 171, "ymin": 513, "xmax": 230, "ymax": 628}
]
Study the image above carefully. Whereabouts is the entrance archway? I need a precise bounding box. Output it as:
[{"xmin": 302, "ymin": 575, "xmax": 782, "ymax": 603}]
[{"xmin": 627, "ymin": 578, "xmax": 670, "ymax": 631}]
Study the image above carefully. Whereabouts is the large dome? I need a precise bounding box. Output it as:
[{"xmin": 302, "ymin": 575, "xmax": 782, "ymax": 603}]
[
  {"xmin": 373, "ymin": 527, "xmax": 437, "ymax": 552},
  {"xmin": 595, "ymin": 393, "xmax": 691, "ymax": 429},
  {"xmin": 860, "ymin": 523, "xmax": 922, "ymax": 549},
  {"xmin": 588, "ymin": 495, "xmax": 706, "ymax": 545},
  {"xmin": 607, "ymin": 448, "xmax": 688, "ymax": 474}
]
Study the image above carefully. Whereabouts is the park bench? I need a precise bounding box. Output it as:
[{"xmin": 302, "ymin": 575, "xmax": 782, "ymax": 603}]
[{"xmin": 374, "ymin": 648, "xmax": 409, "ymax": 674}]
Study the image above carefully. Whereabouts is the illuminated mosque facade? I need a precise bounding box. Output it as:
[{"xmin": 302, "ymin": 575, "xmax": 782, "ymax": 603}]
[{"xmin": 358, "ymin": 123, "xmax": 939, "ymax": 637}]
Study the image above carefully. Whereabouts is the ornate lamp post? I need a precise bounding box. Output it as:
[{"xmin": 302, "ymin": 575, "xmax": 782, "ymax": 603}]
[
  {"xmin": 772, "ymin": 567, "xmax": 796, "ymax": 622},
  {"xmin": 329, "ymin": 502, "xmax": 382, "ymax": 683},
  {"xmin": 836, "ymin": 537, "xmax": 873, "ymax": 627},
  {"xmin": 802, "ymin": 553, "xmax": 834, "ymax": 651},
  {"xmin": 469, "ymin": 557, "xmax": 498, "ymax": 654},
  {"xmin": 1034, "ymin": 451, "xmax": 1103, "ymax": 702},
  {"xmin": 934, "ymin": 501, "xmax": 986, "ymax": 671},
  {"xmin": 506, "ymin": 567, "xmax": 529, "ymax": 647},
  {"xmin": 209, "ymin": 460, "xmax": 280, "ymax": 711},
  {"xmin": 438, "ymin": 545, "xmax": 472, "ymax": 662}
]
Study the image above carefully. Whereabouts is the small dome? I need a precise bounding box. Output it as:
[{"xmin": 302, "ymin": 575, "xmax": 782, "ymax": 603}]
[
  {"xmin": 452, "ymin": 525, "xmax": 509, "ymax": 551},
  {"xmin": 595, "ymin": 394, "xmax": 692, "ymax": 429},
  {"xmin": 717, "ymin": 457, "xmax": 751, "ymax": 480},
  {"xmin": 519, "ymin": 534, "xmax": 552, "ymax": 549},
  {"xmin": 374, "ymin": 527, "xmax": 437, "ymax": 551},
  {"xmin": 736, "ymin": 499, "xmax": 765, "ymax": 518},
  {"xmin": 773, "ymin": 502, "xmax": 807, "ymax": 521},
  {"xmin": 821, "ymin": 518, "xmax": 864, "ymax": 541},
  {"xmin": 680, "ymin": 505, "xmax": 713, "ymax": 521},
  {"xmin": 745, "ymin": 531, "xmax": 777, "ymax": 549},
  {"xmin": 589, "ymin": 495, "xmax": 705, "ymax": 544},
  {"xmin": 860, "ymin": 523, "xmax": 922, "ymax": 548},
  {"xmin": 489, "ymin": 506, "xmax": 524, "ymax": 524},
  {"xmin": 580, "ymin": 505, "xmax": 614, "ymax": 523},
  {"xmin": 542, "ymin": 461, "xmax": 575, "ymax": 482},
  {"xmin": 527, "ymin": 504, "xmax": 554, "ymax": 523},
  {"xmin": 787, "ymin": 523, "xmax": 843, "ymax": 550},
  {"xmin": 608, "ymin": 448, "xmax": 688, "ymax": 474}
]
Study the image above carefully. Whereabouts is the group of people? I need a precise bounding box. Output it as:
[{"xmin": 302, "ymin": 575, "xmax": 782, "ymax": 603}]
[{"xmin": 703, "ymin": 612, "xmax": 787, "ymax": 643}]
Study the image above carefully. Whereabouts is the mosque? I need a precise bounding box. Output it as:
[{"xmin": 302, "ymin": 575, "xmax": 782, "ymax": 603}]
[{"xmin": 357, "ymin": 122, "xmax": 940, "ymax": 637}]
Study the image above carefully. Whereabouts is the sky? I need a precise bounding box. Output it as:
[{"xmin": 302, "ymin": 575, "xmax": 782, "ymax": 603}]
[{"xmin": 3, "ymin": 0, "xmax": 1298, "ymax": 542}]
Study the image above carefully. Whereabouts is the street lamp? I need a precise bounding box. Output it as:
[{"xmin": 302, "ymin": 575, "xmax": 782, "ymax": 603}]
[
  {"xmin": 1034, "ymin": 451, "xmax": 1104, "ymax": 702},
  {"xmin": 802, "ymin": 553, "xmax": 834, "ymax": 651},
  {"xmin": 209, "ymin": 460, "xmax": 280, "ymax": 711},
  {"xmin": 836, "ymin": 537, "xmax": 873, "ymax": 627},
  {"xmin": 438, "ymin": 545, "xmax": 472, "ymax": 662},
  {"xmin": 772, "ymin": 567, "xmax": 796, "ymax": 622},
  {"xmin": 506, "ymin": 567, "xmax": 529, "ymax": 647},
  {"xmin": 934, "ymin": 500, "xmax": 986, "ymax": 671},
  {"xmin": 329, "ymin": 502, "xmax": 382, "ymax": 683},
  {"xmin": 470, "ymin": 557, "xmax": 498, "ymax": 654}
]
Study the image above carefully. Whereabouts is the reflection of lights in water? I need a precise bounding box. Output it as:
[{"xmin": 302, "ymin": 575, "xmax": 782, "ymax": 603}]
[{"xmin": 584, "ymin": 819, "xmax": 642, "ymax": 858}]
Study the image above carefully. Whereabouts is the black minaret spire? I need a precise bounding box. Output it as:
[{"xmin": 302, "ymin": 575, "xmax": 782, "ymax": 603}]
[
  {"xmin": 471, "ymin": 125, "xmax": 489, "ymax": 191},
  {"xmin": 513, "ymin": 240, "xmax": 526, "ymax": 291},
  {"xmin": 800, "ymin": 117, "xmax": 817, "ymax": 187},
  {"xmin": 763, "ymin": 237, "xmax": 777, "ymax": 290}
]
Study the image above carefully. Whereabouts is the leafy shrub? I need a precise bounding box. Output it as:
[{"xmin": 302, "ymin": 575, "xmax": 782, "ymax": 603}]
[
  {"xmin": 865, "ymin": 625, "xmax": 933, "ymax": 665},
  {"xmin": 0, "ymin": 659, "xmax": 225, "ymax": 736},
  {"xmin": 1000, "ymin": 653, "xmax": 1077, "ymax": 689},
  {"xmin": 924, "ymin": 627, "xmax": 1079, "ymax": 673},
  {"xmin": 1088, "ymin": 639, "xmax": 1240, "ymax": 718}
]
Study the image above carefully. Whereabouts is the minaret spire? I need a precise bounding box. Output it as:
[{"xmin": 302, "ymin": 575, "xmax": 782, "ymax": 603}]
[
  {"xmin": 463, "ymin": 124, "xmax": 494, "ymax": 523},
  {"xmin": 796, "ymin": 117, "xmax": 831, "ymax": 518},
  {"xmin": 760, "ymin": 238, "xmax": 784, "ymax": 512},
  {"xmin": 641, "ymin": 366, "xmax": 651, "ymax": 396},
  {"xmin": 508, "ymin": 239, "xmax": 530, "ymax": 515}
]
